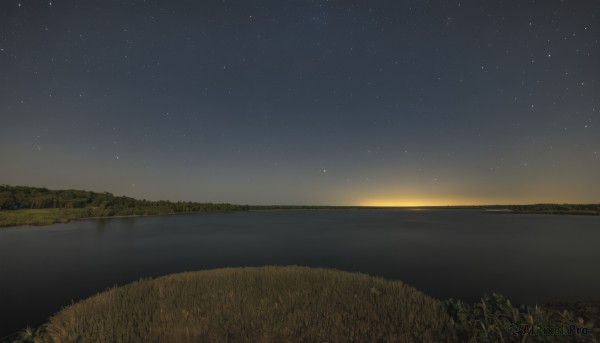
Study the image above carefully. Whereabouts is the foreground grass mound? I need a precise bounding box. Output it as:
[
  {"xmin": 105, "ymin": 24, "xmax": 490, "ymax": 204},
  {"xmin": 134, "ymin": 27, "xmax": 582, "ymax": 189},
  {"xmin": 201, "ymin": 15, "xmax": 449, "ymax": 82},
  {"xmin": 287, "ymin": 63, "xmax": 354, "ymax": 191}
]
[{"xmin": 40, "ymin": 266, "xmax": 454, "ymax": 342}]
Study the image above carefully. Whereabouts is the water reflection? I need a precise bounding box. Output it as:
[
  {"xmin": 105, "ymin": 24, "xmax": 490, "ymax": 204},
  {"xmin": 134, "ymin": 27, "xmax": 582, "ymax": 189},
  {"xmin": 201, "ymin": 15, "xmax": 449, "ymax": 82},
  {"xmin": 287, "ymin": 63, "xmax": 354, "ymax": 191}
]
[
  {"xmin": 95, "ymin": 217, "xmax": 137, "ymax": 241},
  {"xmin": 0, "ymin": 209, "xmax": 599, "ymax": 337},
  {"xmin": 95, "ymin": 219, "xmax": 107, "ymax": 240}
]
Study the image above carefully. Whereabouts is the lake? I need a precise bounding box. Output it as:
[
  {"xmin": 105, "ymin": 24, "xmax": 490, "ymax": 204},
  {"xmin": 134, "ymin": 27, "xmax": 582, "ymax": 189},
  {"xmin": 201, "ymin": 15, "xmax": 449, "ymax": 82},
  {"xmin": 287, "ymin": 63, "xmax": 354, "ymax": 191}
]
[{"xmin": 1, "ymin": 209, "xmax": 599, "ymax": 337}]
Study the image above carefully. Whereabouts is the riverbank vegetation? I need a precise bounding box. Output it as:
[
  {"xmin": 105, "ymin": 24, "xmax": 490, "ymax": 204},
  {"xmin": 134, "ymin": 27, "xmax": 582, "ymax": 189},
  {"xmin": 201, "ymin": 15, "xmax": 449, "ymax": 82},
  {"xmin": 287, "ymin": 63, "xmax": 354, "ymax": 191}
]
[
  {"xmin": 0, "ymin": 185, "xmax": 358, "ymax": 227},
  {"xmin": 0, "ymin": 185, "xmax": 249, "ymax": 227},
  {"xmin": 5, "ymin": 266, "xmax": 598, "ymax": 343},
  {"xmin": 2, "ymin": 185, "xmax": 599, "ymax": 228}
]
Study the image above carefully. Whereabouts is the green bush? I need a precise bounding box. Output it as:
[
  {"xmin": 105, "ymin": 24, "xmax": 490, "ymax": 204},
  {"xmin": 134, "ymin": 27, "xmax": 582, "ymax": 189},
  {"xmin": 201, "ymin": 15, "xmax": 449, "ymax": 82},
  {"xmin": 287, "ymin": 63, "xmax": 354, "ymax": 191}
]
[{"xmin": 445, "ymin": 293, "xmax": 598, "ymax": 342}]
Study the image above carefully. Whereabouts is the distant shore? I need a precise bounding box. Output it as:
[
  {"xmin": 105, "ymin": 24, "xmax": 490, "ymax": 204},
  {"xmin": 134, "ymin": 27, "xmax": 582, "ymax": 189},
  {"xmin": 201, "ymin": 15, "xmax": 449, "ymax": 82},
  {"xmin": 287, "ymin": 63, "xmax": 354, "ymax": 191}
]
[
  {"xmin": 2, "ymin": 206, "xmax": 599, "ymax": 228},
  {"xmin": 1, "ymin": 185, "xmax": 598, "ymax": 228},
  {"xmin": 76, "ymin": 211, "xmax": 217, "ymax": 221},
  {"xmin": 484, "ymin": 208, "xmax": 600, "ymax": 216},
  {"xmin": 0, "ymin": 209, "xmax": 242, "ymax": 228}
]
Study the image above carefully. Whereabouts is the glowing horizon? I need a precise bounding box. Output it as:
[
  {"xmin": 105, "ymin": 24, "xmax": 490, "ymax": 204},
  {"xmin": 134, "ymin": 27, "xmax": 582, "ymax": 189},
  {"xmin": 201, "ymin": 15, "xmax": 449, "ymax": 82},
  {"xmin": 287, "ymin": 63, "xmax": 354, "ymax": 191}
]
[
  {"xmin": 1, "ymin": 1, "xmax": 598, "ymax": 208},
  {"xmin": 354, "ymin": 196, "xmax": 599, "ymax": 207}
]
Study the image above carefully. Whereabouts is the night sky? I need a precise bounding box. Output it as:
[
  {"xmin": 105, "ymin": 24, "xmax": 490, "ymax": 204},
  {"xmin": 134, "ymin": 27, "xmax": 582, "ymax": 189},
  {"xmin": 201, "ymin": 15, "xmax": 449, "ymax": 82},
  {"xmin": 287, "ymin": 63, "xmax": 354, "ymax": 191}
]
[{"xmin": 1, "ymin": 1, "xmax": 599, "ymax": 206}]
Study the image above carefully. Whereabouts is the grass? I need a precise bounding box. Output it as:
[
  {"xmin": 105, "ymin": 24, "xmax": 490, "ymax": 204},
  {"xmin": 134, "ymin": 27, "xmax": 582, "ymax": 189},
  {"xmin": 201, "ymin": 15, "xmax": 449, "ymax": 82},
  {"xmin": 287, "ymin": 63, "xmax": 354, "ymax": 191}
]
[
  {"xmin": 0, "ymin": 209, "xmax": 89, "ymax": 227},
  {"xmin": 36, "ymin": 266, "xmax": 455, "ymax": 342},
  {"xmin": 0, "ymin": 208, "xmax": 217, "ymax": 228},
  {"xmin": 6, "ymin": 266, "xmax": 599, "ymax": 342}
]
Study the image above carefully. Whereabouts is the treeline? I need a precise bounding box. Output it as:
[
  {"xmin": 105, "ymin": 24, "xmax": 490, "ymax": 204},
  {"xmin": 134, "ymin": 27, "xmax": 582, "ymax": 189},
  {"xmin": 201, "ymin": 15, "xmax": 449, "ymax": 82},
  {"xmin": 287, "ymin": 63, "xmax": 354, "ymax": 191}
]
[
  {"xmin": 485, "ymin": 203, "xmax": 600, "ymax": 215},
  {"xmin": 0, "ymin": 185, "xmax": 250, "ymax": 216}
]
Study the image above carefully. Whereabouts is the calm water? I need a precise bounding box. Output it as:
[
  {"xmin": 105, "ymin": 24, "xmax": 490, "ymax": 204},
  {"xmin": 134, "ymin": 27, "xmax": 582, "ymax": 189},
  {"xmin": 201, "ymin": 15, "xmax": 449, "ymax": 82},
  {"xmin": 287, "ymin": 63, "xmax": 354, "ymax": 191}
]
[{"xmin": 1, "ymin": 209, "xmax": 599, "ymax": 336}]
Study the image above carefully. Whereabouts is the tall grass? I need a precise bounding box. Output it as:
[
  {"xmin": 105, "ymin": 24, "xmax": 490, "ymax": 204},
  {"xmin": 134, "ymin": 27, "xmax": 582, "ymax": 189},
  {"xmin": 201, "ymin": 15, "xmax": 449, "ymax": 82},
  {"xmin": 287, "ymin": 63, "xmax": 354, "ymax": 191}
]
[
  {"xmin": 38, "ymin": 266, "xmax": 455, "ymax": 342},
  {"xmin": 0, "ymin": 209, "xmax": 88, "ymax": 227},
  {"xmin": 10, "ymin": 266, "xmax": 598, "ymax": 342}
]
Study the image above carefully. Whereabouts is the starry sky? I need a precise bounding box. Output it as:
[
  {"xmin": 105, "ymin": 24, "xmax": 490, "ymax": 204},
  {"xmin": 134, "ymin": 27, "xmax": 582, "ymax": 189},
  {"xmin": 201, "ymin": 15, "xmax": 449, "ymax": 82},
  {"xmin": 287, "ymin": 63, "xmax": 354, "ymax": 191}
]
[{"xmin": 1, "ymin": 0, "xmax": 599, "ymax": 206}]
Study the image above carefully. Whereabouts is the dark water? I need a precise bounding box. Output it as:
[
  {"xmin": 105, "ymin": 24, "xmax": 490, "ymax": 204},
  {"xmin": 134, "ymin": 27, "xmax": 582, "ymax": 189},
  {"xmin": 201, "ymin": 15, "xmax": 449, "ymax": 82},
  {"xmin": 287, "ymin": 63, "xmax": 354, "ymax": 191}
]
[{"xmin": 1, "ymin": 209, "xmax": 599, "ymax": 337}]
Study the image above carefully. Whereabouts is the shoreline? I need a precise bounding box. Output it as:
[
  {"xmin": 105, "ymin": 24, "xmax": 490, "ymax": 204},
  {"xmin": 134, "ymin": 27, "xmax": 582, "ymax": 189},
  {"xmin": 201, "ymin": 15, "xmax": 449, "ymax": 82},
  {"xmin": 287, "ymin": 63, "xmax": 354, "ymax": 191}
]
[
  {"xmin": 75, "ymin": 211, "xmax": 218, "ymax": 221},
  {"xmin": 0, "ymin": 209, "xmax": 247, "ymax": 228},
  {"xmin": 2, "ymin": 206, "xmax": 599, "ymax": 229}
]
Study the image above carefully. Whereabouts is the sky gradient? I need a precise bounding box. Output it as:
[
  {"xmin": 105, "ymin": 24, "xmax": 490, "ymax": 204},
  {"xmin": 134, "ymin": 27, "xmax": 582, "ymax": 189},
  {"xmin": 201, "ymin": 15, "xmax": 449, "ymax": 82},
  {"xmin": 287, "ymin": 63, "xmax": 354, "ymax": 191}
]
[{"xmin": 1, "ymin": 0, "xmax": 599, "ymax": 206}]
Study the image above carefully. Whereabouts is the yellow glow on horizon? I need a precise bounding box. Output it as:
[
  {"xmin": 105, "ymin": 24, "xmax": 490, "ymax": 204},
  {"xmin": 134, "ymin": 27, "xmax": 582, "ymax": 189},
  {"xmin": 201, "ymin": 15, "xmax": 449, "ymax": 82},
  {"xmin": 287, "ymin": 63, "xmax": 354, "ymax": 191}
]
[
  {"xmin": 355, "ymin": 196, "xmax": 580, "ymax": 207},
  {"xmin": 352, "ymin": 184, "xmax": 592, "ymax": 207},
  {"xmin": 355, "ymin": 193, "xmax": 520, "ymax": 206},
  {"xmin": 357, "ymin": 198, "xmax": 468, "ymax": 207}
]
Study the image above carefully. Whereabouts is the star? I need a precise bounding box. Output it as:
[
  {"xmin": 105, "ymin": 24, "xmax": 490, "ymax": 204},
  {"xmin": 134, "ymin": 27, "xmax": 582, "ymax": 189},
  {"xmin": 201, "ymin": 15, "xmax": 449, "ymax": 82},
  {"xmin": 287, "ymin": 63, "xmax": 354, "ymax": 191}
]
[{"xmin": 1, "ymin": 0, "xmax": 598, "ymax": 209}]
